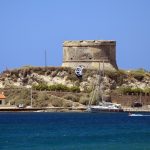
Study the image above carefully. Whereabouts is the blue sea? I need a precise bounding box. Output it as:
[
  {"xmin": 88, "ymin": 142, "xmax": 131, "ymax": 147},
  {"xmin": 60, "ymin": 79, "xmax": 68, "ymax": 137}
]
[{"xmin": 0, "ymin": 112, "xmax": 150, "ymax": 150}]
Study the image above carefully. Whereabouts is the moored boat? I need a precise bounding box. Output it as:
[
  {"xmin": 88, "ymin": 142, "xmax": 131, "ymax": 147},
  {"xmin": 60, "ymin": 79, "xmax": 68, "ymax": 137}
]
[
  {"xmin": 87, "ymin": 62, "xmax": 123, "ymax": 113},
  {"xmin": 88, "ymin": 101, "xmax": 123, "ymax": 112}
]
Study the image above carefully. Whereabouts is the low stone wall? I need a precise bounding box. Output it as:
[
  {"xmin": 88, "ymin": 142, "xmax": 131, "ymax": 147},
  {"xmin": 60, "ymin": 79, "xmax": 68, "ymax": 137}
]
[{"xmin": 111, "ymin": 93, "xmax": 150, "ymax": 107}]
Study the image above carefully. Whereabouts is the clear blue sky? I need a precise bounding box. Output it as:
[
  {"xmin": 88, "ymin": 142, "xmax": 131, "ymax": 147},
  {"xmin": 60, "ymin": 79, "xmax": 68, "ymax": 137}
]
[{"xmin": 0, "ymin": 0, "xmax": 150, "ymax": 72}]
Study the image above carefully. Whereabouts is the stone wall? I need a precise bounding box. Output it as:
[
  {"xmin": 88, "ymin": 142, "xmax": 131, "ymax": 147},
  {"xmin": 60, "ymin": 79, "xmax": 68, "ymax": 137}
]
[
  {"xmin": 111, "ymin": 93, "xmax": 150, "ymax": 107},
  {"xmin": 62, "ymin": 40, "xmax": 118, "ymax": 70}
]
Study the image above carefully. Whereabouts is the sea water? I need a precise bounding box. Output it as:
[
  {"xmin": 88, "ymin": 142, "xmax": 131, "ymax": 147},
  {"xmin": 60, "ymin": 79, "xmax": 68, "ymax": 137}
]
[{"xmin": 0, "ymin": 112, "xmax": 150, "ymax": 150}]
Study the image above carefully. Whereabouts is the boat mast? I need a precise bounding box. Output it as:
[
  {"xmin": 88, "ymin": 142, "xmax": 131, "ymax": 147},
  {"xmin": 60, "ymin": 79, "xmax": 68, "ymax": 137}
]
[
  {"xmin": 99, "ymin": 61, "xmax": 103, "ymax": 103},
  {"xmin": 88, "ymin": 63, "xmax": 100, "ymax": 108},
  {"xmin": 100, "ymin": 60, "xmax": 105, "ymax": 103},
  {"xmin": 30, "ymin": 87, "xmax": 33, "ymax": 108},
  {"xmin": 102, "ymin": 60, "xmax": 105, "ymax": 77}
]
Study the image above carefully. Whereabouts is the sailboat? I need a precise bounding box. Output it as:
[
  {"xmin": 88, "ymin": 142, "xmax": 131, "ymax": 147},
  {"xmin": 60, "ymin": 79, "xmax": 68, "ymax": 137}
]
[
  {"xmin": 88, "ymin": 101, "xmax": 123, "ymax": 112},
  {"xmin": 87, "ymin": 62, "xmax": 123, "ymax": 112}
]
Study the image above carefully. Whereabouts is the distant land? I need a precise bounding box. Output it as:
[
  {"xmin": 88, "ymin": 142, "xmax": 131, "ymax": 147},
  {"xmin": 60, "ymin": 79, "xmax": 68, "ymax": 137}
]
[
  {"xmin": 0, "ymin": 39, "xmax": 150, "ymax": 111},
  {"xmin": 0, "ymin": 66, "xmax": 150, "ymax": 111}
]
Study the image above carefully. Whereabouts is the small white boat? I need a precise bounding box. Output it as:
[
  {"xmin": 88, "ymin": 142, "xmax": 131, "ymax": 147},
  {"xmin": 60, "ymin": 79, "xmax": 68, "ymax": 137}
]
[{"xmin": 128, "ymin": 113, "xmax": 143, "ymax": 116}]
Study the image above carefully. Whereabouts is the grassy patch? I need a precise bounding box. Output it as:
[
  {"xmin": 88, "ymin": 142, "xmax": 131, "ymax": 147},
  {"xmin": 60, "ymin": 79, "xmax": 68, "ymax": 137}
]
[
  {"xmin": 117, "ymin": 87, "xmax": 150, "ymax": 95},
  {"xmin": 32, "ymin": 83, "xmax": 80, "ymax": 92},
  {"xmin": 63, "ymin": 94, "xmax": 79, "ymax": 102}
]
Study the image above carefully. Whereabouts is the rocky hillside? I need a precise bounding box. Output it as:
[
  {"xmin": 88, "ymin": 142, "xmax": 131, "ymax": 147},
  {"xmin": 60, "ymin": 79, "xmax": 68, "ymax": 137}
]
[{"xmin": 0, "ymin": 66, "xmax": 150, "ymax": 107}]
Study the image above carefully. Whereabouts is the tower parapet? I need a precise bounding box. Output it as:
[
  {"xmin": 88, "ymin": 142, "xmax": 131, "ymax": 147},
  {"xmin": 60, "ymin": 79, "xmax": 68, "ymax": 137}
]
[{"xmin": 62, "ymin": 40, "xmax": 118, "ymax": 70}]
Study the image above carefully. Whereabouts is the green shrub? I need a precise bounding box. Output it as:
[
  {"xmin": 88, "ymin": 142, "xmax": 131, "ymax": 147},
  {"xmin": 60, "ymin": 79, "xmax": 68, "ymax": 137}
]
[
  {"xmin": 105, "ymin": 70, "xmax": 126, "ymax": 85},
  {"xmin": 128, "ymin": 69, "xmax": 146, "ymax": 81},
  {"xmin": 48, "ymin": 84, "xmax": 69, "ymax": 91},
  {"xmin": 63, "ymin": 94, "xmax": 79, "ymax": 102},
  {"xmin": 33, "ymin": 83, "xmax": 48, "ymax": 91},
  {"xmin": 117, "ymin": 87, "xmax": 150, "ymax": 95},
  {"xmin": 132, "ymin": 88, "xmax": 143, "ymax": 94},
  {"xmin": 35, "ymin": 91, "xmax": 49, "ymax": 107},
  {"xmin": 79, "ymin": 96, "xmax": 90, "ymax": 105},
  {"xmin": 10, "ymin": 69, "xmax": 19, "ymax": 78},
  {"xmin": 62, "ymin": 101, "xmax": 72, "ymax": 107},
  {"xmin": 51, "ymin": 98, "xmax": 63, "ymax": 107},
  {"xmin": 67, "ymin": 74, "xmax": 78, "ymax": 81},
  {"xmin": 33, "ymin": 84, "xmax": 80, "ymax": 92},
  {"xmin": 69, "ymin": 86, "xmax": 80, "ymax": 92},
  {"xmin": 6, "ymin": 88, "xmax": 31, "ymax": 106},
  {"xmin": 82, "ymin": 69, "xmax": 96, "ymax": 81}
]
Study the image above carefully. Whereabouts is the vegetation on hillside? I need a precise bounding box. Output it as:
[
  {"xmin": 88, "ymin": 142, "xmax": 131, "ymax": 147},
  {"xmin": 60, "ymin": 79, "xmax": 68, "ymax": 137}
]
[
  {"xmin": 117, "ymin": 87, "xmax": 150, "ymax": 95},
  {"xmin": 1, "ymin": 66, "xmax": 150, "ymax": 107},
  {"xmin": 32, "ymin": 83, "xmax": 80, "ymax": 92},
  {"xmin": 5, "ymin": 88, "xmax": 86, "ymax": 108}
]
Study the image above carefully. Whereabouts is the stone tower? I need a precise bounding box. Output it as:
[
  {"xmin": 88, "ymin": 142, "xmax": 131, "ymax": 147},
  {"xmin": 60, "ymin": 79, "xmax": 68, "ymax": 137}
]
[{"xmin": 62, "ymin": 40, "xmax": 118, "ymax": 70}]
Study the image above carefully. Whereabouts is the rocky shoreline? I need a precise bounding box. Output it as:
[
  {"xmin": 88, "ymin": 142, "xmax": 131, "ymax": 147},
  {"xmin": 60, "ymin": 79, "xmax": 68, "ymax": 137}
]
[{"xmin": 1, "ymin": 106, "xmax": 150, "ymax": 113}]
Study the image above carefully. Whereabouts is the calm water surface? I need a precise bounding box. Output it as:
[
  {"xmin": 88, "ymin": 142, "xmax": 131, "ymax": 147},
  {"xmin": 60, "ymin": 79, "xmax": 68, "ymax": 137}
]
[{"xmin": 0, "ymin": 112, "xmax": 150, "ymax": 150}]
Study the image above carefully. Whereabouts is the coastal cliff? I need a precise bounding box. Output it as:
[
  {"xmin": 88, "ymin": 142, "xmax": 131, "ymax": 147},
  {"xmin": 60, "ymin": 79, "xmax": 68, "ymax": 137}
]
[{"xmin": 0, "ymin": 66, "xmax": 150, "ymax": 108}]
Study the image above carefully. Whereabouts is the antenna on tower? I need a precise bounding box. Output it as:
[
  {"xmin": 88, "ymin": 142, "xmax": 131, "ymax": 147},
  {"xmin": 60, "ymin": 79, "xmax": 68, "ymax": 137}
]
[{"xmin": 45, "ymin": 50, "xmax": 47, "ymax": 69}]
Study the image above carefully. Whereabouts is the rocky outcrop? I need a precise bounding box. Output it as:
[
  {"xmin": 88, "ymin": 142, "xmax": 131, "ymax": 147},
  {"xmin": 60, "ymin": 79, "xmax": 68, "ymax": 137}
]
[{"xmin": 0, "ymin": 67, "xmax": 150, "ymax": 104}]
